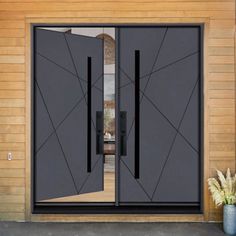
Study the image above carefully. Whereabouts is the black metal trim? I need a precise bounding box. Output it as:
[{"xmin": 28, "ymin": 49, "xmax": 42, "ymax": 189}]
[
  {"xmin": 33, "ymin": 203, "xmax": 201, "ymax": 214},
  {"xmin": 31, "ymin": 24, "xmax": 204, "ymax": 215},
  {"xmin": 32, "ymin": 23, "xmax": 205, "ymax": 28},
  {"xmin": 199, "ymin": 25, "xmax": 204, "ymax": 214},
  {"xmin": 115, "ymin": 27, "xmax": 120, "ymax": 206}
]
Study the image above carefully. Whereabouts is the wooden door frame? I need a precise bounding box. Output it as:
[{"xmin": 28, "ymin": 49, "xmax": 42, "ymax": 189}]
[{"xmin": 25, "ymin": 17, "xmax": 210, "ymax": 222}]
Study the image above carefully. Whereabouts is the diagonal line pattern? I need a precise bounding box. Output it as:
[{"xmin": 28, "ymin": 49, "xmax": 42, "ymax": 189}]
[
  {"xmin": 35, "ymin": 81, "xmax": 79, "ymax": 194},
  {"xmin": 120, "ymin": 54, "xmax": 200, "ymax": 154},
  {"xmin": 140, "ymin": 27, "xmax": 168, "ymax": 102},
  {"xmin": 64, "ymin": 33, "xmax": 98, "ymax": 131},
  {"xmin": 37, "ymin": 52, "xmax": 102, "ymax": 93},
  {"xmin": 35, "ymin": 30, "xmax": 105, "ymax": 198},
  {"xmin": 35, "ymin": 74, "xmax": 103, "ymax": 155},
  {"xmin": 141, "ymin": 91, "xmax": 199, "ymax": 154},
  {"xmin": 151, "ymin": 78, "xmax": 199, "ymax": 200},
  {"xmin": 141, "ymin": 50, "xmax": 199, "ymax": 80},
  {"xmin": 118, "ymin": 30, "xmax": 168, "ymax": 197},
  {"xmin": 119, "ymin": 50, "xmax": 199, "ymax": 90},
  {"xmin": 77, "ymin": 155, "xmax": 103, "ymax": 195},
  {"xmin": 120, "ymin": 159, "xmax": 152, "ymax": 200},
  {"xmin": 121, "ymin": 28, "xmax": 168, "ymax": 141},
  {"xmin": 119, "ymin": 65, "xmax": 199, "ymax": 154}
]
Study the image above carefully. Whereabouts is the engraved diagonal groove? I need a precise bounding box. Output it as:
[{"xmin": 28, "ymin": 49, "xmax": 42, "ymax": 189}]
[
  {"xmin": 151, "ymin": 78, "xmax": 200, "ymax": 200},
  {"xmin": 121, "ymin": 28, "xmax": 168, "ymax": 142},
  {"xmin": 140, "ymin": 27, "xmax": 168, "ymax": 102},
  {"xmin": 141, "ymin": 90, "xmax": 199, "ymax": 154},
  {"xmin": 140, "ymin": 50, "xmax": 200, "ymax": 80},
  {"xmin": 36, "ymin": 52, "xmax": 102, "ymax": 92},
  {"xmin": 35, "ymin": 74, "xmax": 103, "ymax": 155},
  {"xmin": 119, "ymin": 50, "xmax": 199, "ymax": 90},
  {"xmin": 35, "ymin": 81, "xmax": 79, "ymax": 194},
  {"xmin": 77, "ymin": 155, "xmax": 103, "ymax": 195},
  {"xmin": 119, "ymin": 66, "xmax": 199, "ymax": 154},
  {"xmin": 120, "ymin": 159, "xmax": 152, "ymax": 200},
  {"xmin": 63, "ymin": 33, "xmax": 97, "ymax": 131},
  {"xmin": 120, "ymin": 50, "xmax": 200, "ymax": 148}
]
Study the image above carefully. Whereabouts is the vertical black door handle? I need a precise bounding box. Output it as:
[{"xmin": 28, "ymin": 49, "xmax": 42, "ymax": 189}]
[
  {"xmin": 87, "ymin": 57, "xmax": 92, "ymax": 172},
  {"xmin": 120, "ymin": 111, "xmax": 127, "ymax": 156},
  {"xmin": 134, "ymin": 50, "xmax": 140, "ymax": 179},
  {"xmin": 96, "ymin": 111, "xmax": 103, "ymax": 155}
]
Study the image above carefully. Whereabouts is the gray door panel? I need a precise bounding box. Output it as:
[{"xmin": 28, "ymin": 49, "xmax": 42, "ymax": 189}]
[
  {"xmin": 118, "ymin": 27, "xmax": 201, "ymax": 204},
  {"xmin": 36, "ymin": 133, "xmax": 77, "ymax": 201},
  {"xmin": 35, "ymin": 86, "xmax": 54, "ymax": 151},
  {"xmin": 152, "ymin": 134, "xmax": 199, "ymax": 202},
  {"xmin": 143, "ymin": 53, "xmax": 199, "ymax": 127},
  {"xmin": 56, "ymin": 104, "xmax": 88, "ymax": 192},
  {"xmin": 119, "ymin": 75, "xmax": 135, "ymax": 174},
  {"xmin": 79, "ymin": 159, "xmax": 104, "ymax": 195},
  {"xmin": 119, "ymin": 161, "xmax": 150, "ymax": 202},
  {"xmin": 36, "ymin": 54, "xmax": 82, "ymax": 128},
  {"xmin": 179, "ymin": 82, "xmax": 200, "ymax": 152},
  {"xmin": 119, "ymin": 28, "xmax": 167, "ymax": 80},
  {"xmin": 139, "ymin": 96, "xmax": 177, "ymax": 198},
  {"xmin": 152, "ymin": 27, "xmax": 200, "ymax": 71},
  {"xmin": 35, "ymin": 29, "xmax": 104, "ymax": 201},
  {"xmin": 36, "ymin": 29, "xmax": 76, "ymax": 74}
]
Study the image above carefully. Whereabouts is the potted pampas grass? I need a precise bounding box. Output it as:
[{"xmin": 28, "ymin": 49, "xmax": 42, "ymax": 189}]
[{"xmin": 208, "ymin": 168, "xmax": 236, "ymax": 235}]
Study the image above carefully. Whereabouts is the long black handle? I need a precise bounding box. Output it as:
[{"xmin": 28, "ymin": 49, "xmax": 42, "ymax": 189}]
[
  {"xmin": 120, "ymin": 111, "xmax": 127, "ymax": 156},
  {"xmin": 134, "ymin": 50, "xmax": 140, "ymax": 179},
  {"xmin": 87, "ymin": 57, "xmax": 92, "ymax": 172},
  {"xmin": 96, "ymin": 111, "xmax": 103, "ymax": 155}
]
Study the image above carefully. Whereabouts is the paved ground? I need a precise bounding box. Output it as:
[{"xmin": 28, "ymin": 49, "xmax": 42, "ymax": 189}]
[{"xmin": 0, "ymin": 222, "xmax": 226, "ymax": 236}]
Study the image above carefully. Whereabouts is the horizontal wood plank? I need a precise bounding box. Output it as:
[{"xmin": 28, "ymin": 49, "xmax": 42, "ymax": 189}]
[
  {"xmin": 0, "ymin": 169, "xmax": 25, "ymax": 177},
  {"xmin": 0, "ymin": 2, "xmax": 234, "ymax": 11},
  {"xmin": 0, "ymin": 178, "xmax": 25, "ymax": 187},
  {"xmin": 209, "ymin": 107, "xmax": 235, "ymax": 116},
  {"xmin": 0, "ymin": 117, "xmax": 25, "ymax": 125},
  {"xmin": 209, "ymin": 124, "xmax": 235, "ymax": 133},
  {"xmin": 0, "ymin": 64, "xmax": 25, "ymax": 72},
  {"xmin": 208, "ymin": 47, "xmax": 234, "ymax": 56},
  {"xmin": 0, "ymin": 38, "xmax": 25, "ymax": 46},
  {"xmin": 0, "ymin": 0, "xmax": 234, "ymax": 223},
  {"xmin": 0, "ymin": 55, "xmax": 25, "ymax": 63},
  {"xmin": 0, "ymin": 151, "xmax": 25, "ymax": 160},
  {"xmin": 0, "ymin": 99, "xmax": 25, "ymax": 108},
  {"xmin": 0, "ymin": 47, "xmax": 24, "ymax": 55},
  {"xmin": 0, "ymin": 212, "xmax": 25, "ymax": 221},
  {"xmin": 0, "ymin": 186, "xmax": 24, "ymax": 195},
  {"xmin": 0, "ymin": 203, "xmax": 24, "ymax": 212},
  {"xmin": 0, "ymin": 125, "xmax": 25, "ymax": 134}
]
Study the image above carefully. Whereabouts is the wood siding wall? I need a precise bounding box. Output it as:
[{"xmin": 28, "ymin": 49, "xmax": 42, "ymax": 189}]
[{"xmin": 0, "ymin": 0, "xmax": 235, "ymax": 222}]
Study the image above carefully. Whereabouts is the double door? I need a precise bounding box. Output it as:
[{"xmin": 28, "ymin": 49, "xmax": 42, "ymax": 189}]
[{"xmin": 33, "ymin": 26, "xmax": 202, "ymax": 212}]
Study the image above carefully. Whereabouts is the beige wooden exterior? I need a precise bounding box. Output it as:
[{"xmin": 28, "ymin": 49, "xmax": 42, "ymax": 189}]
[{"xmin": 0, "ymin": 0, "xmax": 235, "ymax": 222}]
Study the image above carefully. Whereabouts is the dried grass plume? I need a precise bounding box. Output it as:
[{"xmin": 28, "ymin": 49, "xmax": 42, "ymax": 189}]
[{"xmin": 208, "ymin": 168, "xmax": 236, "ymax": 207}]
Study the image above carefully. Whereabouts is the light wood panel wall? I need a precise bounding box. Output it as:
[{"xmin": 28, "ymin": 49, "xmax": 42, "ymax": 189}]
[{"xmin": 0, "ymin": 0, "xmax": 235, "ymax": 222}]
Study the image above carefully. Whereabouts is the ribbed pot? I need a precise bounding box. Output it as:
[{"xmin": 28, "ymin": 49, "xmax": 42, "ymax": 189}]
[{"xmin": 223, "ymin": 205, "xmax": 236, "ymax": 235}]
